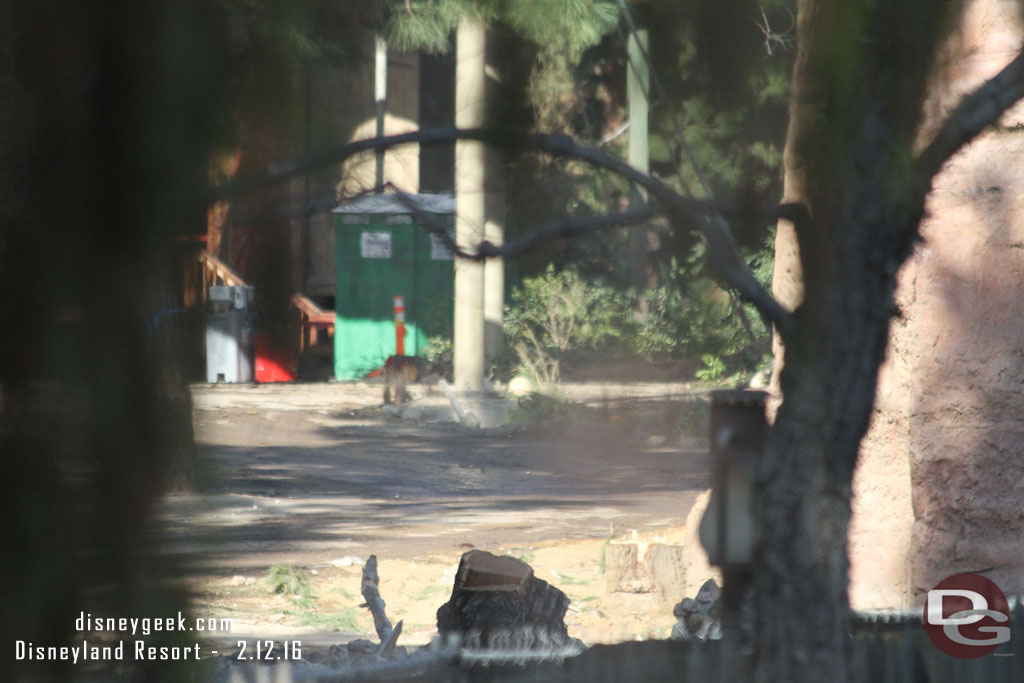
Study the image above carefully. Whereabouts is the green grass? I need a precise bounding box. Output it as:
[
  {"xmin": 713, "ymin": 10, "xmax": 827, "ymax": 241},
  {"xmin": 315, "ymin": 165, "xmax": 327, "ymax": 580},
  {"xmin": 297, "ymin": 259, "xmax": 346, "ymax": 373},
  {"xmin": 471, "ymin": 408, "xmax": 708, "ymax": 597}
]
[
  {"xmin": 265, "ymin": 565, "xmax": 364, "ymax": 631},
  {"xmin": 501, "ymin": 392, "xmax": 595, "ymax": 425},
  {"xmin": 599, "ymin": 537, "xmax": 612, "ymax": 574},
  {"xmin": 509, "ymin": 547, "xmax": 535, "ymax": 564},
  {"xmin": 414, "ymin": 584, "xmax": 449, "ymax": 601},
  {"xmin": 329, "ymin": 586, "xmax": 356, "ymax": 600},
  {"xmin": 572, "ymin": 595, "xmax": 600, "ymax": 612},
  {"xmin": 553, "ymin": 572, "xmax": 589, "ymax": 586},
  {"xmin": 266, "ymin": 565, "xmax": 313, "ymax": 598},
  {"xmin": 297, "ymin": 608, "xmax": 360, "ymax": 632}
]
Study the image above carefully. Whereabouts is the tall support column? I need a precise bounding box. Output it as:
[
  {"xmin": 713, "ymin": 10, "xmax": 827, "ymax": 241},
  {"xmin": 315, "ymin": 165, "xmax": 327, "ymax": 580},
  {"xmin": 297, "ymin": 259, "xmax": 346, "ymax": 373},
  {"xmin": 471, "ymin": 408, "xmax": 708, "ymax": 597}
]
[
  {"xmin": 374, "ymin": 34, "xmax": 387, "ymax": 192},
  {"xmin": 627, "ymin": 29, "xmax": 650, "ymax": 307},
  {"xmin": 483, "ymin": 152, "xmax": 505, "ymax": 362},
  {"xmin": 453, "ymin": 18, "xmax": 486, "ymax": 392}
]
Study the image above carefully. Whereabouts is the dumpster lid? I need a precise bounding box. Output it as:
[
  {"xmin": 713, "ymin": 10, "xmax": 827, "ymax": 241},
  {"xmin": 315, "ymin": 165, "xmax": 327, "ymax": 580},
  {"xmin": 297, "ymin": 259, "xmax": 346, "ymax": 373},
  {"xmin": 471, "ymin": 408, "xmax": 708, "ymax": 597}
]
[{"xmin": 332, "ymin": 192, "xmax": 455, "ymax": 215}]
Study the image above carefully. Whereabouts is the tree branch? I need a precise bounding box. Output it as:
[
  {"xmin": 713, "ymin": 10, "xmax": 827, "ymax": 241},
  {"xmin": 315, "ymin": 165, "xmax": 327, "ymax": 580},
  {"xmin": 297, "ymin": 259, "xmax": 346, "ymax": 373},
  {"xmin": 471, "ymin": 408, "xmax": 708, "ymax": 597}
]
[
  {"xmin": 914, "ymin": 47, "xmax": 1024, "ymax": 190},
  {"xmin": 360, "ymin": 555, "xmax": 394, "ymax": 645},
  {"xmin": 379, "ymin": 182, "xmax": 661, "ymax": 260},
  {"xmin": 212, "ymin": 127, "xmax": 795, "ymax": 342}
]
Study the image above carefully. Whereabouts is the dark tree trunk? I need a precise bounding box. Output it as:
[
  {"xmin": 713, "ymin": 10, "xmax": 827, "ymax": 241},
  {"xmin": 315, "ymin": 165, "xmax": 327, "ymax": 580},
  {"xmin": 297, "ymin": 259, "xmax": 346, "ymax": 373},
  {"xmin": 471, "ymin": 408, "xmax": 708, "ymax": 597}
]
[
  {"xmin": 0, "ymin": 2, "xmax": 228, "ymax": 678},
  {"xmin": 753, "ymin": 0, "xmax": 982, "ymax": 679}
]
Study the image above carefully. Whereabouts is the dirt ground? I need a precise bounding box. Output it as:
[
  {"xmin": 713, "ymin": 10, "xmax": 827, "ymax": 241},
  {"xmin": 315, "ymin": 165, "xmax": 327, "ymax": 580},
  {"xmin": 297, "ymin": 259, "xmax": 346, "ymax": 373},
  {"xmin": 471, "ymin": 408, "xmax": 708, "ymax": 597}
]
[{"xmin": 160, "ymin": 381, "xmax": 711, "ymax": 651}]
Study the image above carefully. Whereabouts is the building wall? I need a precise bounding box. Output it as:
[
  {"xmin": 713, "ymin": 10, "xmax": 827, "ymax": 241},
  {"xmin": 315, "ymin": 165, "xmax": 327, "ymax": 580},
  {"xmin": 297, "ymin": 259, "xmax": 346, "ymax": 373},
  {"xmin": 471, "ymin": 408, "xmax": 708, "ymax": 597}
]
[{"xmin": 292, "ymin": 34, "xmax": 431, "ymax": 299}]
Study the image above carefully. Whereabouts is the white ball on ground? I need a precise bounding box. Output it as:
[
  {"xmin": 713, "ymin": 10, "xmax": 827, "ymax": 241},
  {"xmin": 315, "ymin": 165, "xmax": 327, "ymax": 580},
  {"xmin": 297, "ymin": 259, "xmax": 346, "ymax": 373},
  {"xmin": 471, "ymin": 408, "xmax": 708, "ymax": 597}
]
[{"xmin": 507, "ymin": 376, "xmax": 534, "ymax": 397}]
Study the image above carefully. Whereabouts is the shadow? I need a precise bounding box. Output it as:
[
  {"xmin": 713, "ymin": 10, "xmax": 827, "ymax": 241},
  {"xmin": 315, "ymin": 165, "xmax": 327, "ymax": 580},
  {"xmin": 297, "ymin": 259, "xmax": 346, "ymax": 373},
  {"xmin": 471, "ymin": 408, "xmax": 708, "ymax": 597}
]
[
  {"xmin": 159, "ymin": 413, "xmax": 710, "ymax": 576},
  {"xmin": 904, "ymin": 131, "xmax": 1024, "ymax": 599}
]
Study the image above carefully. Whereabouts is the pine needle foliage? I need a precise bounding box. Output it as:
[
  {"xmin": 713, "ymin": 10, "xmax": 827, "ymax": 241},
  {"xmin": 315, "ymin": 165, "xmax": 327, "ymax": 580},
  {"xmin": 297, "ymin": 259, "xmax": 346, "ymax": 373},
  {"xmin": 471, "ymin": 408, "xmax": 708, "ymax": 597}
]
[{"xmin": 386, "ymin": 0, "xmax": 619, "ymax": 56}]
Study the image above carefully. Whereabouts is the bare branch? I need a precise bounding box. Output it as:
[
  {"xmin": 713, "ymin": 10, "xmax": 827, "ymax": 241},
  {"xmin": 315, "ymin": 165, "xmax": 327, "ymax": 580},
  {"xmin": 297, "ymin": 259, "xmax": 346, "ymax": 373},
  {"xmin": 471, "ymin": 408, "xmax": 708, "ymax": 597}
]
[
  {"xmin": 360, "ymin": 555, "xmax": 393, "ymax": 645},
  {"xmin": 212, "ymin": 127, "xmax": 795, "ymax": 342},
  {"xmin": 914, "ymin": 47, "xmax": 1024, "ymax": 189}
]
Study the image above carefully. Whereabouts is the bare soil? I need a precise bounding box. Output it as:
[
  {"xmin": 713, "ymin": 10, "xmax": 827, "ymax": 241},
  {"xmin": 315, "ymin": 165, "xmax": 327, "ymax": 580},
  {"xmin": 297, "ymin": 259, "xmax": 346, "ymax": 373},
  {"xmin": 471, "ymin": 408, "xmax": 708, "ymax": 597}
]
[{"xmin": 161, "ymin": 381, "xmax": 710, "ymax": 651}]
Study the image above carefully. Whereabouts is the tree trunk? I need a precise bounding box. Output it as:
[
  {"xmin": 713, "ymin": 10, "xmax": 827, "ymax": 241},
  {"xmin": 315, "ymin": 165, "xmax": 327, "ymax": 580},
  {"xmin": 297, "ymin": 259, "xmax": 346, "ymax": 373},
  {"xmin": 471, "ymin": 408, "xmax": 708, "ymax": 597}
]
[{"xmin": 756, "ymin": 1, "xmax": 961, "ymax": 679}]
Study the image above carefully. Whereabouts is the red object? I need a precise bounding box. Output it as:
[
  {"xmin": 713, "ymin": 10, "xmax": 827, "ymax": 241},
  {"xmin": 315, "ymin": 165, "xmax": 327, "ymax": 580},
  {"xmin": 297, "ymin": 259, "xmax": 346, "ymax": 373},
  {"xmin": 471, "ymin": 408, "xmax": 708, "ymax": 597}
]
[
  {"xmin": 394, "ymin": 295, "xmax": 406, "ymax": 356},
  {"xmin": 254, "ymin": 333, "xmax": 296, "ymax": 383}
]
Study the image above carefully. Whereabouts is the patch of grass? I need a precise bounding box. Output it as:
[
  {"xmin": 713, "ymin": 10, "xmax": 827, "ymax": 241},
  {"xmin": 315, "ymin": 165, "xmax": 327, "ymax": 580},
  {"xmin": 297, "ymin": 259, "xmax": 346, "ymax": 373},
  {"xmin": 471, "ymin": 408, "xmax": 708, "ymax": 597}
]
[
  {"xmin": 297, "ymin": 608, "xmax": 360, "ymax": 632},
  {"xmin": 509, "ymin": 547, "xmax": 535, "ymax": 564},
  {"xmin": 599, "ymin": 535, "xmax": 614, "ymax": 574},
  {"xmin": 553, "ymin": 572, "xmax": 589, "ymax": 586},
  {"xmin": 266, "ymin": 565, "xmax": 313, "ymax": 598},
  {"xmin": 293, "ymin": 594, "xmax": 317, "ymax": 610},
  {"xmin": 573, "ymin": 595, "xmax": 600, "ymax": 612},
  {"xmin": 414, "ymin": 584, "xmax": 449, "ymax": 601},
  {"xmin": 329, "ymin": 586, "xmax": 356, "ymax": 600},
  {"xmin": 502, "ymin": 392, "xmax": 595, "ymax": 425},
  {"xmin": 338, "ymin": 405, "xmax": 384, "ymax": 420}
]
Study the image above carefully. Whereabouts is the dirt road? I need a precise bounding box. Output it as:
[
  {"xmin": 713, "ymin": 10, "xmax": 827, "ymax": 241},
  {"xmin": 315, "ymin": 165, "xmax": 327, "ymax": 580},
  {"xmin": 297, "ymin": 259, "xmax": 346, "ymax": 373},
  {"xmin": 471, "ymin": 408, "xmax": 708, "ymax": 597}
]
[{"xmin": 160, "ymin": 382, "xmax": 711, "ymax": 645}]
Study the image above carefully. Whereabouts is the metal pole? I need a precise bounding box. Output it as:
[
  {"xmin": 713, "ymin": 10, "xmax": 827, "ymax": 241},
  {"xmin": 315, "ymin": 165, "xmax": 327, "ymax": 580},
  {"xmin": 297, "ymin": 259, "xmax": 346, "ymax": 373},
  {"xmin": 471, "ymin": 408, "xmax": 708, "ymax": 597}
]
[
  {"xmin": 627, "ymin": 29, "xmax": 650, "ymax": 306},
  {"xmin": 374, "ymin": 34, "xmax": 387, "ymax": 193}
]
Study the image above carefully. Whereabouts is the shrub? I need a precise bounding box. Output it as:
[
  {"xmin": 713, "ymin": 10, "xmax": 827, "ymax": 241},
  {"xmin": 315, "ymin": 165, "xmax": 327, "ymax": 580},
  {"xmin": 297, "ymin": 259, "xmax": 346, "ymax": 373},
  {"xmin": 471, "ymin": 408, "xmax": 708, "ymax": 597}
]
[{"xmin": 504, "ymin": 265, "xmax": 630, "ymax": 386}]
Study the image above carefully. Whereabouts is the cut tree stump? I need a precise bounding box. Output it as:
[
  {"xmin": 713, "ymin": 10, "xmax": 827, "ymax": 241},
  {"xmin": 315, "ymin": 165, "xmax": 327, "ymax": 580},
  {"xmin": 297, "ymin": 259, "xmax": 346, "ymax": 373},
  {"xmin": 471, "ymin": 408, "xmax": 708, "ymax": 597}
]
[
  {"xmin": 436, "ymin": 550, "xmax": 578, "ymax": 651},
  {"xmin": 604, "ymin": 542, "xmax": 686, "ymax": 601}
]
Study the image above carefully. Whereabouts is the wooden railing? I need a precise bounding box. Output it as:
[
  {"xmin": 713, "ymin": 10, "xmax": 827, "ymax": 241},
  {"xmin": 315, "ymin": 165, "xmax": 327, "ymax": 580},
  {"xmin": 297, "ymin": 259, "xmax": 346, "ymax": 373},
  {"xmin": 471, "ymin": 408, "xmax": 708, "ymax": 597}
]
[
  {"xmin": 197, "ymin": 251, "xmax": 246, "ymax": 304},
  {"xmin": 290, "ymin": 292, "xmax": 335, "ymax": 352},
  {"xmin": 193, "ymin": 250, "xmax": 334, "ymax": 353}
]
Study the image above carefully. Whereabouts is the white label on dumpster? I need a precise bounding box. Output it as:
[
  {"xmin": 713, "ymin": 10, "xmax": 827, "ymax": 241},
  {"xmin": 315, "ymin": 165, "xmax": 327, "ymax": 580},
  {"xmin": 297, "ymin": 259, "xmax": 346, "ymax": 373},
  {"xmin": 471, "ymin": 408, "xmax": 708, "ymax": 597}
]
[
  {"xmin": 361, "ymin": 231, "xmax": 392, "ymax": 258},
  {"xmin": 430, "ymin": 233, "xmax": 454, "ymax": 260}
]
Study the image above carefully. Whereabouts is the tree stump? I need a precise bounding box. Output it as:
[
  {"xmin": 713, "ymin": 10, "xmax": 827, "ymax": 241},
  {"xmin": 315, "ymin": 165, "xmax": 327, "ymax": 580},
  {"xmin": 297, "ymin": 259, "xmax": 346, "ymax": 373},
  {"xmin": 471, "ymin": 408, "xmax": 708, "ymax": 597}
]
[
  {"xmin": 436, "ymin": 550, "xmax": 577, "ymax": 651},
  {"xmin": 604, "ymin": 542, "xmax": 686, "ymax": 601}
]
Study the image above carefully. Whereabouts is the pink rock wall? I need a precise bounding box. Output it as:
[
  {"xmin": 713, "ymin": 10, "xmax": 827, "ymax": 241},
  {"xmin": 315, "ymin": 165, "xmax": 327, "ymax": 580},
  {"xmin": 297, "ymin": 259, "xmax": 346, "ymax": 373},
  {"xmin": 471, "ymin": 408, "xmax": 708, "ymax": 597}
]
[{"xmin": 851, "ymin": 0, "xmax": 1024, "ymax": 607}]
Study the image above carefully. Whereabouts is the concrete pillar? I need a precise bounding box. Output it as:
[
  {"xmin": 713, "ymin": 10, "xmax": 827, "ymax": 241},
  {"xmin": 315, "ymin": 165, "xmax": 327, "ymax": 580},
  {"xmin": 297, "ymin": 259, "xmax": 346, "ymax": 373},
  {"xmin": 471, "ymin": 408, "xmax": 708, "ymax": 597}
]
[
  {"xmin": 627, "ymin": 29, "xmax": 651, "ymax": 307},
  {"xmin": 453, "ymin": 18, "xmax": 486, "ymax": 392},
  {"xmin": 483, "ymin": 156, "xmax": 505, "ymax": 362},
  {"xmin": 374, "ymin": 34, "xmax": 387, "ymax": 191}
]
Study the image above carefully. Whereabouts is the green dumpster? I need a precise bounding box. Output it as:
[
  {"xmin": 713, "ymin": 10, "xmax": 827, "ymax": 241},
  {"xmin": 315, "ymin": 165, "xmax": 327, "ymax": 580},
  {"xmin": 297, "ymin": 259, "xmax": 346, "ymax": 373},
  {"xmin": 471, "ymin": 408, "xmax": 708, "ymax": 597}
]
[{"xmin": 333, "ymin": 193, "xmax": 455, "ymax": 380}]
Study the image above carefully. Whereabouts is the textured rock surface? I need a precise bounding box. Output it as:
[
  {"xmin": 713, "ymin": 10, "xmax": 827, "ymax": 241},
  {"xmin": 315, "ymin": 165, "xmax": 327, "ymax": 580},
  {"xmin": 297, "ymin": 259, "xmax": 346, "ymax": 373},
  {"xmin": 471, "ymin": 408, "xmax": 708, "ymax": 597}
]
[
  {"xmin": 671, "ymin": 578, "xmax": 722, "ymax": 642},
  {"xmin": 851, "ymin": 0, "xmax": 1024, "ymax": 607},
  {"xmin": 679, "ymin": 490, "xmax": 723, "ymax": 601}
]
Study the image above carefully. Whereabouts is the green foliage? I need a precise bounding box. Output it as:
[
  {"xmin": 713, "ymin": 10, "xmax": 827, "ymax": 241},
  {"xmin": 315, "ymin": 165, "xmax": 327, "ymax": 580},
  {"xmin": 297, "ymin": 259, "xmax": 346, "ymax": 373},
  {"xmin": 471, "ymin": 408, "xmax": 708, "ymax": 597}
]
[
  {"xmin": 414, "ymin": 584, "xmax": 450, "ymax": 601},
  {"xmin": 387, "ymin": 0, "xmax": 619, "ymax": 56},
  {"xmin": 297, "ymin": 608, "xmax": 360, "ymax": 632},
  {"xmin": 268, "ymin": 565, "xmax": 359, "ymax": 630},
  {"xmin": 505, "ymin": 391, "xmax": 595, "ymax": 423},
  {"xmin": 422, "ymin": 335, "xmax": 453, "ymax": 376},
  {"xmin": 266, "ymin": 564, "xmax": 313, "ymax": 597},
  {"xmin": 504, "ymin": 265, "xmax": 629, "ymax": 385},
  {"xmin": 509, "ymin": 547, "xmax": 535, "ymax": 564},
  {"xmin": 552, "ymin": 572, "xmax": 589, "ymax": 586},
  {"xmin": 503, "ymin": 258, "xmax": 771, "ymax": 383},
  {"xmin": 695, "ymin": 353, "xmax": 726, "ymax": 382}
]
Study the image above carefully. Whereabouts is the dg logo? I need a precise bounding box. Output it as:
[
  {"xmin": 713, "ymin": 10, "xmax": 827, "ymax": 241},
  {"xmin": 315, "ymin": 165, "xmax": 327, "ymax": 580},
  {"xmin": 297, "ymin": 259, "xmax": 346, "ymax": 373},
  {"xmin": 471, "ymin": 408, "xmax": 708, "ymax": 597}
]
[{"xmin": 925, "ymin": 573, "xmax": 1011, "ymax": 658}]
